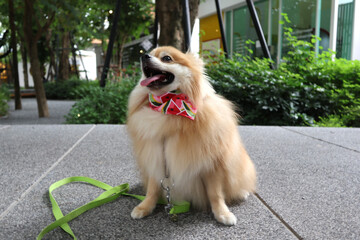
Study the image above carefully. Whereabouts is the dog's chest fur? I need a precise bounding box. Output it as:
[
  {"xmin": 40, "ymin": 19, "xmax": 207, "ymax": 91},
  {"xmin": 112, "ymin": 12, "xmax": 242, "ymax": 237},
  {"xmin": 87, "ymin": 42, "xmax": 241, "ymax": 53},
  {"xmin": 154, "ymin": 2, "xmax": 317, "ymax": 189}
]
[{"xmin": 130, "ymin": 106, "xmax": 213, "ymax": 209}]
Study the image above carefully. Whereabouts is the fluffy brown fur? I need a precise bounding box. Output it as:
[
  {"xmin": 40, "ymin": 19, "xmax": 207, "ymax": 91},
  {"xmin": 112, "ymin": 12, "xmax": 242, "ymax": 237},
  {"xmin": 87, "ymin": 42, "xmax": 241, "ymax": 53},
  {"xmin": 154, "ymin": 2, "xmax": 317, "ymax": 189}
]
[{"xmin": 127, "ymin": 46, "xmax": 256, "ymax": 225}]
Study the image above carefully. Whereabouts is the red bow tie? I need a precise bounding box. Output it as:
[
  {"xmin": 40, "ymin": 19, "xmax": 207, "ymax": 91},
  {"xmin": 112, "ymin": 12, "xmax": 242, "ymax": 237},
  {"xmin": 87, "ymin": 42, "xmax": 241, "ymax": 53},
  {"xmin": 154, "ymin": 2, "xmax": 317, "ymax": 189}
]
[{"xmin": 148, "ymin": 91, "xmax": 197, "ymax": 120}]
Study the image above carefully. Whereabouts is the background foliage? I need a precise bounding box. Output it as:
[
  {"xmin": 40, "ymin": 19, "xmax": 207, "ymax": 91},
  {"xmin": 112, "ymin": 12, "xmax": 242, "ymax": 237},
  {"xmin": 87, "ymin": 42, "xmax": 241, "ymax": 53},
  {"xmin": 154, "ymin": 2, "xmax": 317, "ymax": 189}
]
[
  {"xmin": 206, "ymin": 28, "xmax": 360, "ymax": 127},
  {"xmin": 0, "ymin": 85, "xmax": 10, "ymax": 117},
  {"xmin": 44, "ymin": 77, "xmax": 88, "ymax": 100},
  {"xmin": 64, "ymin": 67, "xmax": 139, "ymax": 124},
  {"xmin": 62, "ymin": 29, "xmax": 360, "ymax": 127}
]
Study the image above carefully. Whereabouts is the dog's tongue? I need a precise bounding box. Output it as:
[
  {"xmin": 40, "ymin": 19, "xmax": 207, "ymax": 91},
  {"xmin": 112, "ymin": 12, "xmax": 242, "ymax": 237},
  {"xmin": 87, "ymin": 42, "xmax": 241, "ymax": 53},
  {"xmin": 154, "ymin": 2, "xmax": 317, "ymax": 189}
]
[{"xmin": 140, "ymin": 74, "xmax": 166, "ymax": 86}]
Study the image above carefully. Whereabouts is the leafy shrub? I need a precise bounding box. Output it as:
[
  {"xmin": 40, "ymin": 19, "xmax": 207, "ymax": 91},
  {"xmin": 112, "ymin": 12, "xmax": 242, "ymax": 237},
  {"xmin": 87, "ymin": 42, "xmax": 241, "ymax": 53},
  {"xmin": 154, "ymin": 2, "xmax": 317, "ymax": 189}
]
[
  {"xmin": 207, "ymin": 54, "xmax": 310, "ymax": 125},
  {"xmin": 65, "ymin": 76, "xmax": 138, "ymax": 124},
  {"xmin": 206, "ymin": 27, "xmax": 360, "ymax": 127},
  {"xmin": 314, "ymin": 106, "xmax": 360, "ymax": 127},
  {"xmin": 69, "ymin": 80, "xmax": 101, "ymax": 99},
  {"xmin": 314, "ymin": 115, "xmax": 347, "ymax": 128},
  {"xmin": 44, "ymin": 77, "xmax": 94, "ymax": 100},
  {"xmin": 0, "ymin": 85, "xmax": 10, "ymax": 117}
]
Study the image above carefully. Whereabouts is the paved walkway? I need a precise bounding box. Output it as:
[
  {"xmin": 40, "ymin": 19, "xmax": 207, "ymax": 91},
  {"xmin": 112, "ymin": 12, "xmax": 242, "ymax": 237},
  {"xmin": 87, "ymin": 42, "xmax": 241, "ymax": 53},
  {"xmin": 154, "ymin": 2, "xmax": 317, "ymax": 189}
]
[
  {"xmin": 0, "ymin": 99, "xmax": 359, "ymax": 239},
  {"xmin": 0, "ymin": 98, "xmax": 75, "ymax": 124}
]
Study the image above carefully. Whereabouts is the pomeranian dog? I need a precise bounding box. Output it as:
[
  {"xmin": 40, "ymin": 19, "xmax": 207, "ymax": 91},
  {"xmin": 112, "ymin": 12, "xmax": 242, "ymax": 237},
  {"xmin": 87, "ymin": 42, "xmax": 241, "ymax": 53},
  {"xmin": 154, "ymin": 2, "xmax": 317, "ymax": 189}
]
[{"xmin": 127, "ymin": 46, "xmax": 256, "ymax": 225}]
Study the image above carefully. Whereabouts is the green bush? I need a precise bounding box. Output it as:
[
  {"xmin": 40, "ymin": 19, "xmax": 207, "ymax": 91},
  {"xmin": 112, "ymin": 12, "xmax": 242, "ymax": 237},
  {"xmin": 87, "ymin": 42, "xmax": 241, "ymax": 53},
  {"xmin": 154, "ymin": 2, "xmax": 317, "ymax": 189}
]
[
  {"xmin": 68, "ymin": 80, "xmax": 101, "ymax": 99},
  {"xmin": 206, "ymin": 54, "xmax": 313, "ymax": 125},
  {"xmin": 65, "ymin": 77, "xmax": 137, "ymax": 124},
  {"xmin": 44, "ymin": 77, "xmax": 95, "ymax": 100},
  {"xmin": 206, "ymin": 28, "xmax": 360, "ymax": 127},
  {"xmin": 0, "ymin": 85, "xmax": 10, "ymax": 117},
  {"xmin": 314, "ymin": 106, "xmax": 360, "ymax": 128},
  {"xmin": 282, "ymin": 27, "xmax": 360, "ymax": 127}
]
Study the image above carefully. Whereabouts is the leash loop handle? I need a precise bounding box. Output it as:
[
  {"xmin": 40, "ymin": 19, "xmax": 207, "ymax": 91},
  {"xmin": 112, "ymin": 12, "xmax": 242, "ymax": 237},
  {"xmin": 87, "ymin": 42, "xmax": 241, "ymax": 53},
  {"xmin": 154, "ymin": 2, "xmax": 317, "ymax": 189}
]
[{"xmin": 37, "ymin": 176, "xmax": 190, "ymax": 240}]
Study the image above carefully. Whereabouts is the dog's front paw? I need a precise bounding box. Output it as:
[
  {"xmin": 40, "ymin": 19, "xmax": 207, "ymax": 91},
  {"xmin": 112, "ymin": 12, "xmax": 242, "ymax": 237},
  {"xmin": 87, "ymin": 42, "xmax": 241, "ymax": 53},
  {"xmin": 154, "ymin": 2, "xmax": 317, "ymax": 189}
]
[
  {"xmin": 214, "ymin": 211, "xmax": 237, "ymax": 225},
  {"xmin": 131, "ymin": 205, "xmax": 151, "ymax": 219},
  {"xmin": 240, "ymin": 190, "xmax": 250, "ymax": 200}
]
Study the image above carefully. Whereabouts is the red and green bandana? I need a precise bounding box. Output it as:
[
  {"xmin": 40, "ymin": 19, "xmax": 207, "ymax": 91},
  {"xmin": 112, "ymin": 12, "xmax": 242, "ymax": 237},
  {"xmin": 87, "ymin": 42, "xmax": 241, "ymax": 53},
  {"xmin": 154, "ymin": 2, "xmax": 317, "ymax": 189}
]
[{"xmin": 148, "ymin": 91, "xmax": 197, "ymax": 120}]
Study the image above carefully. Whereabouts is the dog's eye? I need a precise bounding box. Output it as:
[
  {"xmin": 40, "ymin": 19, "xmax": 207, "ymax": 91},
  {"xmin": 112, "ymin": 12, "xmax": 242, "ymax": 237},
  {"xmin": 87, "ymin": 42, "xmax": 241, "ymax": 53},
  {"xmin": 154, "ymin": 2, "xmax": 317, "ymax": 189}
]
[{"xmin": 161, "ymin": 56, "xmax": 172, "ymax": 62}]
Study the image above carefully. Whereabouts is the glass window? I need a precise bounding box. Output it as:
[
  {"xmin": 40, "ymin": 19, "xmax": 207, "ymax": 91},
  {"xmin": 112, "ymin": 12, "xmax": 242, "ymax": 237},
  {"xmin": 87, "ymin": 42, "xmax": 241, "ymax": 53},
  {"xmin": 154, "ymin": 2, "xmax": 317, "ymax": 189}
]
[
  {"xmin": 336, "ymin": 0, "xmax": 354, "ymax": 59},
  {"xmin": 231, "ymin": 0, "xmax": 269, "ymax": 58},
  {"xmin": 270, "ymin": 0, "xmax": 280, "ymax": 61},
  {"xmin": 232, "ymin": 7, "xmax": 250, "ymax": 56},
  {"xmin": 200, "ymin": 14, "xmax": 222, "ymax": 55},
  {"xmin": 320, "ymin": 0, "xmax": 331, "ymax": 52},
  {"xmin": 225, "ymin": 11, "xmax": 232, "ymax": 54},
  {"xmin": 224, "ymin": 0, "xmax": 332, "ymax": 61},
  {"xmin": 282, "ymin": 0, "xmax": 317, "ymax": 57},
  {"xmin": 282, "ymin": 0, "xmax": 331, "ymax": 56}
]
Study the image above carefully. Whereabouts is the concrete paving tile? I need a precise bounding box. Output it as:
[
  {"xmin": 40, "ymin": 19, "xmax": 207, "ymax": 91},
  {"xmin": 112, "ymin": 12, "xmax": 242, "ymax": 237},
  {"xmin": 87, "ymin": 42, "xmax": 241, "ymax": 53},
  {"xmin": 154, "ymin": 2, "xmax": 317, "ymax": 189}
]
[
  {"xmin": 0, "ymin": 125, "xmax": 94, "ymax": 214},
  {"xmin": 282, "ymin": 126, "xmax": 360, "ymax": 152},
  {"xmin": 0, "ymin": 125, "xmax": 297, "ymax": 239},
  {"xmin": 239, "ymin": 126, "xmax": 360, "ymax": 240},
  {"xmin": 0, "ymin": 188, "xmax": 297, "ymax": 240},
  {"xmin": 0, "ymin": 99, "xmax": 75, "ymax": 125}
]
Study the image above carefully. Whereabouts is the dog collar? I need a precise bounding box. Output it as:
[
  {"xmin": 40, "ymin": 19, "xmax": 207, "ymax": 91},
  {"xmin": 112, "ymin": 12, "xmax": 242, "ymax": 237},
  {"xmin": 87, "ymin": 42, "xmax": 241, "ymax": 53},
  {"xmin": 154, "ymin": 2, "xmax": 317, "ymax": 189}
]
[{"xmin": 148, "ymin": 91, "xmax": 197, "ymax": 120}]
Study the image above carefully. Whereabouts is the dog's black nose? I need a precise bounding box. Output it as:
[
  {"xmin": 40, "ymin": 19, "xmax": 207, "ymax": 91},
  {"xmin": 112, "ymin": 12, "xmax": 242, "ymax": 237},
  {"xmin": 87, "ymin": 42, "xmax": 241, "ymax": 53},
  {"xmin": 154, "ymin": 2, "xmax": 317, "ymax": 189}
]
[
  {"xmin": 142, "ymin": 54, "xmax": 151, "ymax": 61},
  {"xmin": 141, "ymin": 54, "xmax": 151, "ymax": 65}
]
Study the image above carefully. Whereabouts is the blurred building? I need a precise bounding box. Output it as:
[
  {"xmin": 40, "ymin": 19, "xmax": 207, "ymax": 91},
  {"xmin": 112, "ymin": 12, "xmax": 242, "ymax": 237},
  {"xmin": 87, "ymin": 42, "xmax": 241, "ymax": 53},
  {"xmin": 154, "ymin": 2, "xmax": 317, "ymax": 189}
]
[{"xmin": 198, "ymin": 0, "xmax": 359, "ymax": 63}]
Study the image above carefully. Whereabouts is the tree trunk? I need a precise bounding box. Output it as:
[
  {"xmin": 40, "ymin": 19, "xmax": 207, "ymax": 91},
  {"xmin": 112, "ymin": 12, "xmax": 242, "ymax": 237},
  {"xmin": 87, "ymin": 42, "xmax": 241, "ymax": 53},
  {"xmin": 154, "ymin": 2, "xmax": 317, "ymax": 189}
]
[
  {"xmin": 20, "ymin": 43, "xmax": 29, "ymax": 88},
  {"xmin": 117, "ymin": 35, "xmax": 127, "ymax": 79},
  {"xmin": 58, "ymin": 31, "xmax": 71, "ymax": 81},
  {"xmin": 157, "ymin": 0, "xmax": 199, "ymax": 52},
  {"xmin": 29, "ymin": 43, "xmax": 49, "ymax": 117},
  {"xmin": 24, "ymin": 0, "xmax": 49, "ymax": 118},
  {"xmin": 9, "ymin": 0, "xmax": 22, "ymax": 110}
]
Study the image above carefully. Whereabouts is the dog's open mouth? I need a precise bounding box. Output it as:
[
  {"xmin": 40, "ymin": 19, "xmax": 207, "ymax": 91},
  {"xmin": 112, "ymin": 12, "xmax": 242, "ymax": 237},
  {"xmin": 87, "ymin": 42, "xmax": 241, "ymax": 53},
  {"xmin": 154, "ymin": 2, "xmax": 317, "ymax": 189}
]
[{"xmin": 140, "ymin": 66, "xmax": 175, "ymax": 88}]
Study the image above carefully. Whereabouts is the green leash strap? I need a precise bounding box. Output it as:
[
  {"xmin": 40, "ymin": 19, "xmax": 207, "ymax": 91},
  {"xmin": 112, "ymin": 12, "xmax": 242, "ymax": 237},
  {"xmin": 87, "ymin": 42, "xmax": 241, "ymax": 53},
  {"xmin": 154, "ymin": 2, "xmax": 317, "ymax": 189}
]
[{"xmin": 37, "ymin": 176, "xmax": 190, "ymax": 240}]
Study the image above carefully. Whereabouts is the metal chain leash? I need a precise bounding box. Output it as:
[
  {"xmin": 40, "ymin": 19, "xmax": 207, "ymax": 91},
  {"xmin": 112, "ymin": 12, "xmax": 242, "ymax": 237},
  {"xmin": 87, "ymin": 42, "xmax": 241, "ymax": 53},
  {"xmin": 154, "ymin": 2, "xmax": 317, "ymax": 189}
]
[{"xmin": 161, "ymin": 177, "xmax": 178, "ymax": 221}]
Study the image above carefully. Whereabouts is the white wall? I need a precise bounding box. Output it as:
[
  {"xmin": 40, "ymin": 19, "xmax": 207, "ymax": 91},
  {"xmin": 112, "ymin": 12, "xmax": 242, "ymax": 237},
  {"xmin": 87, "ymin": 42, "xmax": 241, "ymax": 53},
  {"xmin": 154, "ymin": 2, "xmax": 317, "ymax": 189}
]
[
  {"xmin": 16, "ymin": 49, "xmax": 97, "ymax": 88},
  {"xmin": 76, "ymin": 50, "xmax": 97, "ymax": 81},
  {"xmin": 329, "ymin": 0, "xmax": 339, "ymax": 56}
]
